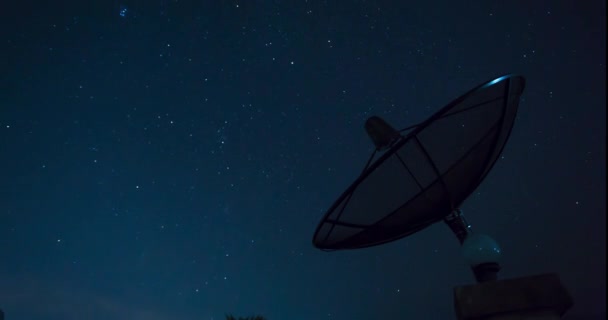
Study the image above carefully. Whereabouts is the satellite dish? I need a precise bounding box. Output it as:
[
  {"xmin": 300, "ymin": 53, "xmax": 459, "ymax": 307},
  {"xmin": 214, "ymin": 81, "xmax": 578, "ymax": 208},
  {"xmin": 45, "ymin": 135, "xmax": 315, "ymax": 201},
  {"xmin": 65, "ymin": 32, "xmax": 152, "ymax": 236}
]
[{"xmin": 312, "ymin": 74, "xmax": 526, "ymax": 251}]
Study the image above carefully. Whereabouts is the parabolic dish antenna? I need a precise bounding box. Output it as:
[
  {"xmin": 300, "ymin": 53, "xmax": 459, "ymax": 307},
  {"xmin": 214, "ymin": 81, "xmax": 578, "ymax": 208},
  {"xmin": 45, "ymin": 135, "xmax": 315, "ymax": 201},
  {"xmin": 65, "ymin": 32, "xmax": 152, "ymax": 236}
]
[{"xmin": 313, "ymin": 75, "xmax": 526, "ymax": 251}]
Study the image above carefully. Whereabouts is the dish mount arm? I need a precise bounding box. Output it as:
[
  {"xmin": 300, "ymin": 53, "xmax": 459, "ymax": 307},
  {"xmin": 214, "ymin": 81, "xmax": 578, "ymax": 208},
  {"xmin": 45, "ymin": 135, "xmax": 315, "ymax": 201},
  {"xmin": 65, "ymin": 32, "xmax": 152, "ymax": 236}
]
[{"xmin": 444, "ymin": 209, "xmax": 472, "ymax": 244}]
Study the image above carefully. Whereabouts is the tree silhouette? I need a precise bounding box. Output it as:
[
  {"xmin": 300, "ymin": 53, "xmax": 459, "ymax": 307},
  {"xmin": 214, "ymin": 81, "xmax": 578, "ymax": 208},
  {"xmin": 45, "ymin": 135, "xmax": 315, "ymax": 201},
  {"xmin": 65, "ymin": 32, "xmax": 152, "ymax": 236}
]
[{"xmin": 225, "ymin": 314, "xmax": 266, "ymax": 320}]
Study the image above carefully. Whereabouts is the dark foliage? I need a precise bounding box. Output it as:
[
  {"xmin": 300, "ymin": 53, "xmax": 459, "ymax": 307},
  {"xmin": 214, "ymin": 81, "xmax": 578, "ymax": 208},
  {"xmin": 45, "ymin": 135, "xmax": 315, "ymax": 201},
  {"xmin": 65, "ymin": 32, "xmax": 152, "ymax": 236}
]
[{"xmin": 225, "ymin": 314, "xmax": 266, "ymax": 320}]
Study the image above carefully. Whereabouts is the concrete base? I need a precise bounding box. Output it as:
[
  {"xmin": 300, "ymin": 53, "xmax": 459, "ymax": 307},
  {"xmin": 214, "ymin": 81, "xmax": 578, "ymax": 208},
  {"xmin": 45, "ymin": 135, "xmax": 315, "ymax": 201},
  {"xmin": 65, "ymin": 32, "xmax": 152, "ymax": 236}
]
[{"xmin": 454, "ymin": 273, "xmax": 573, "ymax": 320}]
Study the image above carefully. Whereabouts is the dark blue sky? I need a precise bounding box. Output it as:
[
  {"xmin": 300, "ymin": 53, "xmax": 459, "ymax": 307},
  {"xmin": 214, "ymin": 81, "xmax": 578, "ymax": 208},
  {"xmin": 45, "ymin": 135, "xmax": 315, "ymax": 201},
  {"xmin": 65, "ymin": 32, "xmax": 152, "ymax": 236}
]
[{"xmin": 0, "ymin": 1, "xmax": 605, "ymax": 319}]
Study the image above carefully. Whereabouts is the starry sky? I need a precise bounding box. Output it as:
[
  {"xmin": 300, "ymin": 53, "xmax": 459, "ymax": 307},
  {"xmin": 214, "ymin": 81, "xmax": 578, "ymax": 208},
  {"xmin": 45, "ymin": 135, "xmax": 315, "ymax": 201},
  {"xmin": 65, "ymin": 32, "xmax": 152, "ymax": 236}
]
[{"xmin": 0, "ymin": 1, "xmax": 605, "ymax": 319}]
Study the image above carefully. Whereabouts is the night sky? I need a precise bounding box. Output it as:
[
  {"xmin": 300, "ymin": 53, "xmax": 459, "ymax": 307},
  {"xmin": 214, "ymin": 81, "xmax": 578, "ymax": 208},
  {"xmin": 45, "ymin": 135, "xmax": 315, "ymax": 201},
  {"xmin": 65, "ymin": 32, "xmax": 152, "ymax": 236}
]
[{"xmin": 0, "ymin": 1, "xmax": 605, "ymax": 319}]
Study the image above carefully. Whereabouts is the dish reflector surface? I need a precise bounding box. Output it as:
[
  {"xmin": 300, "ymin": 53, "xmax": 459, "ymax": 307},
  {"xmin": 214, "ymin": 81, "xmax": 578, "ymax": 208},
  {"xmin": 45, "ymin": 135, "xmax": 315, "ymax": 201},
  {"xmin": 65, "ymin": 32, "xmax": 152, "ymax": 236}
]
[{"xmin": 313, "ymin": 75, "xmax": 526, "ymax": 250}]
